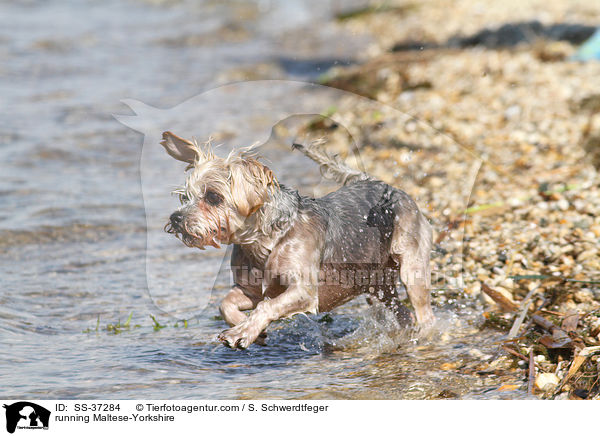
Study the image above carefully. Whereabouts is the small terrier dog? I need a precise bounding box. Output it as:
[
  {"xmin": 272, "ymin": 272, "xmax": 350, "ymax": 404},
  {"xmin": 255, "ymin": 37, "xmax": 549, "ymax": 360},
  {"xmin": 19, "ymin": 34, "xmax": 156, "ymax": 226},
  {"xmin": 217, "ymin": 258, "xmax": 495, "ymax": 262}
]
[{"xmin": 161, "ymin": 131, "xmax": 434, "ymax": 349}]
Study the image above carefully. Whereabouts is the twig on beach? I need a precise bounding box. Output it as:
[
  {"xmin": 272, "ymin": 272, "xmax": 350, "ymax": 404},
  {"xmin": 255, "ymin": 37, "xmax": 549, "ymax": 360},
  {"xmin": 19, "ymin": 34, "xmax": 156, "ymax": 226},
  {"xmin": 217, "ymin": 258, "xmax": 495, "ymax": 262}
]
[
  {"xmin": 508, "ymin": 285, "xmax": 539, "ymax": 339},
  {"xmin": 528, "ymin": 348, "xmax": 535, "ymax": 395},
  {"xmin": 481, "ymin": 283, "xmax": 518, "ymax": 312}
]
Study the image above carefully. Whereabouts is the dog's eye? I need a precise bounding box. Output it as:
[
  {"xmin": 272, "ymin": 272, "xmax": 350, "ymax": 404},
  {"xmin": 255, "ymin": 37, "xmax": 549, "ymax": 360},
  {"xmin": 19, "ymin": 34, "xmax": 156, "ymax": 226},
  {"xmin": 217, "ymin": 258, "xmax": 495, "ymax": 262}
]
[
  {"xmin": 179, "ymin": 193, "xmax": 189, "ymax": 204},
  {"xmin": 204, "ymin": 190, "xmax": 223, "ymax": 206}
]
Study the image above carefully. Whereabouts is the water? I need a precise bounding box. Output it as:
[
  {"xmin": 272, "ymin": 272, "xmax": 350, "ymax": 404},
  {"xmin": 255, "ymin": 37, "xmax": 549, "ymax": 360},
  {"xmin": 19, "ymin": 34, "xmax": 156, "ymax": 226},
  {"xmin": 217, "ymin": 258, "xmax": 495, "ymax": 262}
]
[{"xmin": 1, "ymin": 0, "xmax": 527, "ymax": 399}]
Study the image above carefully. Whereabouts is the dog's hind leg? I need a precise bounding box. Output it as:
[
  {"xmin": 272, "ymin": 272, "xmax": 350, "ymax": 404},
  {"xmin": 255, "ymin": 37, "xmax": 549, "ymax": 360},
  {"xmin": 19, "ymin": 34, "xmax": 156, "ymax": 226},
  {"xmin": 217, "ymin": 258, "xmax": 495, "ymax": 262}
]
[{"xmin": 390, "ymin": 212, "xmax": 435, "ymax": 327}]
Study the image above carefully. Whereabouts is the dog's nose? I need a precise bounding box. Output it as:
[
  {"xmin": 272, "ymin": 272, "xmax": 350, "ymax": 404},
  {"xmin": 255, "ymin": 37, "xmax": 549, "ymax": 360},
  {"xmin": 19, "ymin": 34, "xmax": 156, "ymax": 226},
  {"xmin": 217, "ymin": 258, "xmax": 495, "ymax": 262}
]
[{"xmin": 170, "ymin": 211, "xmax": 184, "ymax": 226}]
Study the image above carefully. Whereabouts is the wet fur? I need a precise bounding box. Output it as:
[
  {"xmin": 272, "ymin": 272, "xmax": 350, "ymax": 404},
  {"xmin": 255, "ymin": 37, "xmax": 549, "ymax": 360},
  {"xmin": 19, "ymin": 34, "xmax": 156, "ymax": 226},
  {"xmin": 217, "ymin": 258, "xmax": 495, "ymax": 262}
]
[{"xmin": 161, "ymin": 132, "xmax": 434, "ymax": 349}]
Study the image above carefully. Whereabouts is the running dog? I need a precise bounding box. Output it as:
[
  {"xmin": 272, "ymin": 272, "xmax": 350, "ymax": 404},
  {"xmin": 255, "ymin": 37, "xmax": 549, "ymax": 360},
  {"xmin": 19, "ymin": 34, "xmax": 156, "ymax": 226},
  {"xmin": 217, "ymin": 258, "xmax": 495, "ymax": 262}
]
[{"xmin": 161, "ymin": 131, "xmax": 434, "ymax": 349}]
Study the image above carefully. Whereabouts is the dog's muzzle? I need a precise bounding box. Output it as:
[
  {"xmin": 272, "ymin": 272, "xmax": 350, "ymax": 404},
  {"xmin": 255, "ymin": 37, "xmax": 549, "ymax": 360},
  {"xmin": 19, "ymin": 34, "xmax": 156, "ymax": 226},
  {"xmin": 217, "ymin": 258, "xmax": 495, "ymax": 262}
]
[
  {"xmin": 164, "ymin": 210, "xmax": 222, "ymax": 249},
  {"xmin": 169, "ymin": 211, "xmax": 184, "ymax": 231}
]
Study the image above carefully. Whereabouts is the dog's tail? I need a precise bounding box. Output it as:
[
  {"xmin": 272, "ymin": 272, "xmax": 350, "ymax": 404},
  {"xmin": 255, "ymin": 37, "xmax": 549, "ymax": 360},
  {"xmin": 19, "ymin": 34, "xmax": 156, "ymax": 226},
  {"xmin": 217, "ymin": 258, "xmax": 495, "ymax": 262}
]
[{"xmin": 292, "ymin": 139, "xmax": 371, "ymax": 186}]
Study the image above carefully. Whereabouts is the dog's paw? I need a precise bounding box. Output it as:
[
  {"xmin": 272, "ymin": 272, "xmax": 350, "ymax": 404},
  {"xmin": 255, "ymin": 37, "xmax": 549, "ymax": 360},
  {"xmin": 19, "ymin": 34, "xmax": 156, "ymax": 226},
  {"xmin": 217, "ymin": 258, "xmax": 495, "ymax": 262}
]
[
  {"xmin": 414, "ymin": 313, "xmax": 436, "ymax": 339},
  {"xmin": 218, "ymin": 323, "xmax": 262, "ymax": 349}
]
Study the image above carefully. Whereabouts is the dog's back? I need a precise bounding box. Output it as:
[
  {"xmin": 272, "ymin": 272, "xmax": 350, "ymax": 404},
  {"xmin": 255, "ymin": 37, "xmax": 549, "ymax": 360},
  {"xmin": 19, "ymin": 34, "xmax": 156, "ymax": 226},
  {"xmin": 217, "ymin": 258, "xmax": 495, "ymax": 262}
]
[
  {"xmin": 309, "ymin": 180, "xmax": 423, "ymax": 264},
  {"xmin": 293, "ymin": 140, "xmax": 427, "ymax": 265}
]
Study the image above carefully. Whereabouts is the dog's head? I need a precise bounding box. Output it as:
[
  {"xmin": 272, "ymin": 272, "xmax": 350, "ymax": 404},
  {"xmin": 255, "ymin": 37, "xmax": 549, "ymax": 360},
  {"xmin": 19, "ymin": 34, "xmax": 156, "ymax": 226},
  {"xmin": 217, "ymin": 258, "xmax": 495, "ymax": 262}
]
[{"xmin": 161, "ymin": 131, "xmax": 275, "ymax": 249}]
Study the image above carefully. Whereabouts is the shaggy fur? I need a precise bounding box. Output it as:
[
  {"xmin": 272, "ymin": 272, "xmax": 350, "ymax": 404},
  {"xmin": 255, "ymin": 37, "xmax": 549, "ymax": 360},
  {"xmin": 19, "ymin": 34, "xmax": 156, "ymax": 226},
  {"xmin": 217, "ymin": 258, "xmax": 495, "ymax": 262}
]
[{"xmin": 161, "ymin": 131, "xmax": 434, "ymax": 349}]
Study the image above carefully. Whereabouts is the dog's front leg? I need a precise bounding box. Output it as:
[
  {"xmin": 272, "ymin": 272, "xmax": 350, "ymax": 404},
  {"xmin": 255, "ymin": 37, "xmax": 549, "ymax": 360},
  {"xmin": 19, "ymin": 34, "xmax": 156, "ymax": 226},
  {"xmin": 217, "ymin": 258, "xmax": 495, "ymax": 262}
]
[
  {"xmin": 219, "ymin": 286, "xmax": 260, "ymax": 327},
  {"xmin": 218, "ymin": 283, "xmax": 318, "ymax": 349},
  {"xmin": 219, "ymin": 224, "xmax": 322, "ymax": 349},
  {"xmin": 219, "ymin": 286, "xmax": 269, "ymax": 346}
]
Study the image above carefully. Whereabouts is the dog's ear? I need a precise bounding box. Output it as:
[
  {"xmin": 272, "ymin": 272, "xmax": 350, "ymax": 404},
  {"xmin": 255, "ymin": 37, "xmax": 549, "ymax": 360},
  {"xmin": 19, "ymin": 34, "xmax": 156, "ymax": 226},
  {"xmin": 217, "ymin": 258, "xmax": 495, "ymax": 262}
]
[
  {"xmin": 230, "ymin": 159, "xmax": 275, "ymax": 217},
  {"xmin": 160, "ymin": 131, "xmax": 199, "ymax": 164}
]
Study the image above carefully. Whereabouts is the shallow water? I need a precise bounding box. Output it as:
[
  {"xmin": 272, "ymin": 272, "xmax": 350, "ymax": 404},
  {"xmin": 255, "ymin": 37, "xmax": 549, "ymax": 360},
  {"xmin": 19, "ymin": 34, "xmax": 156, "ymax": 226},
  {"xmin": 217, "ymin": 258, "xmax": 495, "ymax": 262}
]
[{"xmin": 1, "ymin": 0, "xmax": 528, "ymax": 399}]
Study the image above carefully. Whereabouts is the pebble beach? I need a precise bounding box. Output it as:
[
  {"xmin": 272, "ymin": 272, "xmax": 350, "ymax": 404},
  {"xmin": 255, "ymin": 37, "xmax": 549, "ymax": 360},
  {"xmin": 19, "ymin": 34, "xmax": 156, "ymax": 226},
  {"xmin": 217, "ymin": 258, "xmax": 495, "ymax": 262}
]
[{"xmin": 314, "ymin": 0, "xmax": 600, "ymax": 399}]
